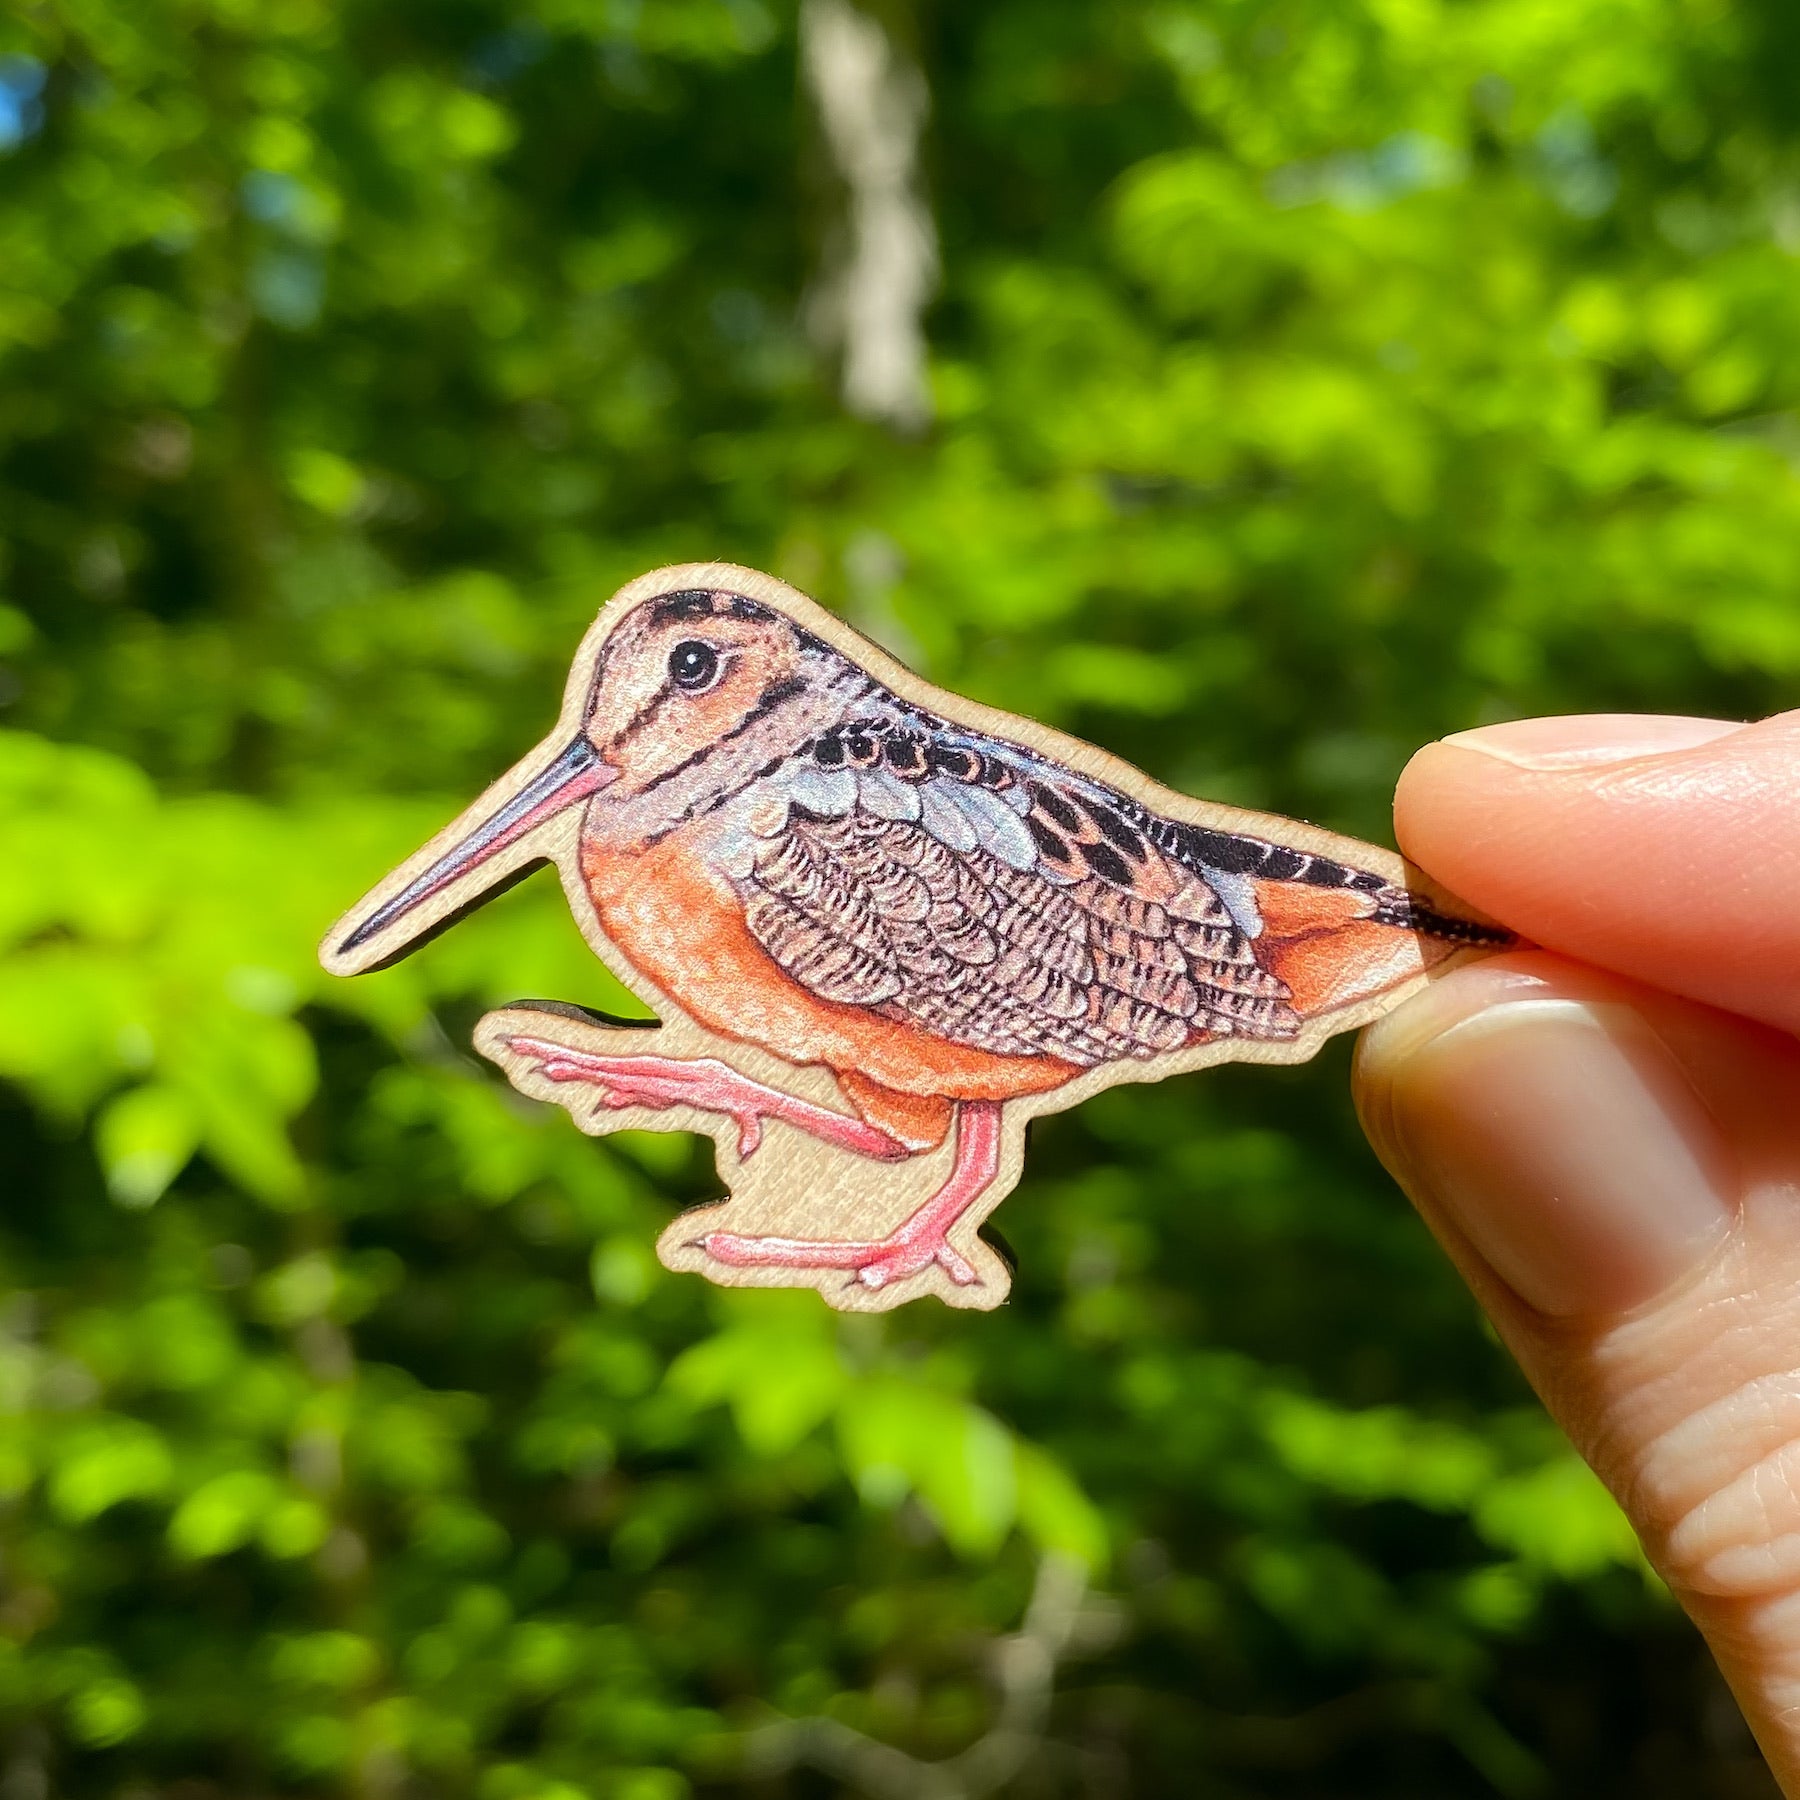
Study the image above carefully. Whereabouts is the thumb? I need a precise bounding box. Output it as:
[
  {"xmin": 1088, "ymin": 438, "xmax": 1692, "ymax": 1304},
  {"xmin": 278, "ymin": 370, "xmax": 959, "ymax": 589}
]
[{"xmin": 1355, "ymin": 951, "xmax": 1800, "ymax": 1790}]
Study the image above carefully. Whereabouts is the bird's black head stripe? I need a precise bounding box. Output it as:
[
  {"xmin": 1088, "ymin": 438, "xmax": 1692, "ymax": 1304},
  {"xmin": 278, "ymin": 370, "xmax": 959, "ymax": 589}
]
[{"xmin": 643, "ymin": 589, "xmax": 777, "ymax": 629}]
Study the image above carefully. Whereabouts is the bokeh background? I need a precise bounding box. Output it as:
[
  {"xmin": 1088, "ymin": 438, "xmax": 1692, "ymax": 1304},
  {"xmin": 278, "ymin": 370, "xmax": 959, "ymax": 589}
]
[{"xmin": 2, "ymin": 0, "xmax": 1798, "ymax": 1794}]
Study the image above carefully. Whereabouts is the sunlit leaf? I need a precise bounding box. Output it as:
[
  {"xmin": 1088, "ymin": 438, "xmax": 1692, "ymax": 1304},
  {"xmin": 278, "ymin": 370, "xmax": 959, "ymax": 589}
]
[{"xmin": 95, "ymin": 1082, "xmax": 200, "ymax": 1208}]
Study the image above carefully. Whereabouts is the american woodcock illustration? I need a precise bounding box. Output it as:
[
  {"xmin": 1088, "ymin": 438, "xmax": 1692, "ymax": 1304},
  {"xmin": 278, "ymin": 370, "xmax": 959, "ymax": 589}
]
[{"xmin": 321, "ymin": 563, "xmax": 1510, "ymax": 1312}]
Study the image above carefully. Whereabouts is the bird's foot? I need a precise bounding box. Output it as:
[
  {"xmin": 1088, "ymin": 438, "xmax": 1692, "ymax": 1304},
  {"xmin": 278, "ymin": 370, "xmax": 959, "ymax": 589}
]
[
  {"xmin": 700, "ymin": 1223, "xmax": 980, "ymax": 1290},
  {"xmin": 502, "ymin": 1037, "xmax": 905, "ymax": 1162},
  {"xmin": 697, "ymin": 1100, "xmax": 1003, "ymax": 1294}
]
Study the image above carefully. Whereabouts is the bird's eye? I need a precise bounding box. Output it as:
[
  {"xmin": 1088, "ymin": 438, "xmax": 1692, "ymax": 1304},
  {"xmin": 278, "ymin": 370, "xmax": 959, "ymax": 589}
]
[{"xmin": 667, "ymin": 640, "xmax": 721, "ymax": 693}]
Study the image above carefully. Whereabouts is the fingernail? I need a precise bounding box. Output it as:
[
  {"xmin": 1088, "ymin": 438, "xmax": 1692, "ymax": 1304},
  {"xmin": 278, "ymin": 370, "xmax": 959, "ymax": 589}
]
[
  {"xmin": 1441, "ymin": 714, "xmax": 1742, "ymax": 771},
  {"xmin": 1369, "ymin": 980, "xmax": 1735, "ymax": 1316}
]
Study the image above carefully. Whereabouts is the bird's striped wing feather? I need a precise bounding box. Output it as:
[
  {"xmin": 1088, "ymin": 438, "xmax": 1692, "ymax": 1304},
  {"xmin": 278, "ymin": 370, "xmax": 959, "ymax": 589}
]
[{"xmin": 734, "ymin": 726, "xmax": 1300, "ymax": 1067}]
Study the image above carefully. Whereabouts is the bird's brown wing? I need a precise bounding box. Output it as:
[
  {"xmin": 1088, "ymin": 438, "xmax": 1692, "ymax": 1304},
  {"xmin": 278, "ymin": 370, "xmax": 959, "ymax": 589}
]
[{"xmin": 734, "ymin": 737, "xmax": 1299, "ymax": 1068}]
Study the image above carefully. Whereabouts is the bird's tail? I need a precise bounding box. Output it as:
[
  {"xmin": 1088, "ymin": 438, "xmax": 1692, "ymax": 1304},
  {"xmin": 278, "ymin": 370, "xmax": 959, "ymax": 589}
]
[
  {"xmin": 1249, "ymin": 876, "xmax": 1514, "ymax": 1021},
  {"xmin": 1365, "ymin": 891, "xmax": 1515, "ymax": 948}
]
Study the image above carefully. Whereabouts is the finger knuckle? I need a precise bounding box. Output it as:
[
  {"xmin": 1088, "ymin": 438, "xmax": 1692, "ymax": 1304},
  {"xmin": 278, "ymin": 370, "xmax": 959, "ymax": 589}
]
[{"xmin": 1628, "ymin": 1368, "xmax": 1800, "ymax": 1599}]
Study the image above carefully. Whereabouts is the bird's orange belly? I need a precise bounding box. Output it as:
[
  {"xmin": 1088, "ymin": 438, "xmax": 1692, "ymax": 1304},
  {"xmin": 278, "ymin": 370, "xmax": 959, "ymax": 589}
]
[{"xmin": 580, "ymin": 835, "xmax": 1077, "ymax": 1107}]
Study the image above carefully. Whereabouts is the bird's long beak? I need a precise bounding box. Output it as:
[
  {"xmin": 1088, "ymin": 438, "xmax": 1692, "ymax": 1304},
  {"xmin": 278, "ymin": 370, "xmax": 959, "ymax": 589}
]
[{"xmin": 328, "ymin": 735, "xmax": 617, "ymax": 965}]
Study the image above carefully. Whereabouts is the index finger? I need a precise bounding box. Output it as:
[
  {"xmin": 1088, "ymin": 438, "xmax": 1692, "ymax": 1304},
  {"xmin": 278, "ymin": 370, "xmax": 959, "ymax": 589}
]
[{"xmin": 1394, "ymin": 710, "xmax": 1800, "ymax": 1037}]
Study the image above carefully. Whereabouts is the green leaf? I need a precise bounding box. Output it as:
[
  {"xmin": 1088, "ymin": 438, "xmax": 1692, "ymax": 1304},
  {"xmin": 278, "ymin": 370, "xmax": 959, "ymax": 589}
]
[
  {"xmin": 1016, "ymin": 1445, "xmax": 1109, "ymax": 1571},
  {"xmin": 48, "ymin": 1420, "xmax": 176, "ymax": 1523},
  {"xmin": 66, "ymin": 1676, "xmax": 147, "ymax": 1747},
  {"xmin": 95, "ymin": 1082, "xmax": 200, "ymax": 1208},
  {"xmin": 1474, "ymin": 1455, "xmax": 1644, "ymax": 1581},
  {"xmin": 168, "ymin": 1470, "xmax": 283, "ymax": 1560},
  {"xmin": 667, "ymin": 1325, "xmax": 847, "ymax": 1457}
]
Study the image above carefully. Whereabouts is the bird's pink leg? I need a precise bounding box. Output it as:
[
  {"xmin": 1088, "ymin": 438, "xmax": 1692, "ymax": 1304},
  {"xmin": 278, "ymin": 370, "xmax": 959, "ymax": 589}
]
[
  {"xmin": 502, "ymin": 1036, "xmax": 908, "ymax": 1162},
  {"xmin": 701, "ymin": 1101, "xmax": 1003, "ymax": 1292}
]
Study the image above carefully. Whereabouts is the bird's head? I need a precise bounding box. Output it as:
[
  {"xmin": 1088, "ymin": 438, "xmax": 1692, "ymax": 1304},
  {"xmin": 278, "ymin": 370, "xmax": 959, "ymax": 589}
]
[
  {"xmin": 322, "ymin": 581, "xmax": 860, "ymax": 971},
  {"xmin": 582, "ymin": 587, "xmax": 835, "ymax": 800}
]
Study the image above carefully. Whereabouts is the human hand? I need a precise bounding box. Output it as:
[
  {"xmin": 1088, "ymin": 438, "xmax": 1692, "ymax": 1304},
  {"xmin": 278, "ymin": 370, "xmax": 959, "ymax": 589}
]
[{"xmin": 1354, "ymin": 710, "xmax": 1800, "ymax": 1790}]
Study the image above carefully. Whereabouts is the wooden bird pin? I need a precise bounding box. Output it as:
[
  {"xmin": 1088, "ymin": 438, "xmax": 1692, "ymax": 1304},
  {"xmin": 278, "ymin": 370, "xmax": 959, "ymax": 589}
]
[{"xmin": 321, "ymin": 563, "xmax": 1508, "ymax": 1312}]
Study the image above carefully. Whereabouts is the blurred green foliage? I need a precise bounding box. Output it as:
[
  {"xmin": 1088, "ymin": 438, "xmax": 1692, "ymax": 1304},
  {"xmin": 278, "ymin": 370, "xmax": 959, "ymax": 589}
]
[{"xmin": 0, "ymin": 0, "xmax": 1795, "ymax": 1793}]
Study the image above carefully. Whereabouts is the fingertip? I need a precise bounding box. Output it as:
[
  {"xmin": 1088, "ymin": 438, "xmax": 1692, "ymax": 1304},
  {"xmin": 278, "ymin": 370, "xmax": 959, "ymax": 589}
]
[
  {"xmin": 1391, "ymin": 738, "xmax": 1522, "ymax": 892},
  {"xmin": 1391, "ymin": 712, "xmax": 1800, "ymax": 1034},
  {"xmin": 1394, "ymin": 714, "xmax": 1746, "ymax": 857}
]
